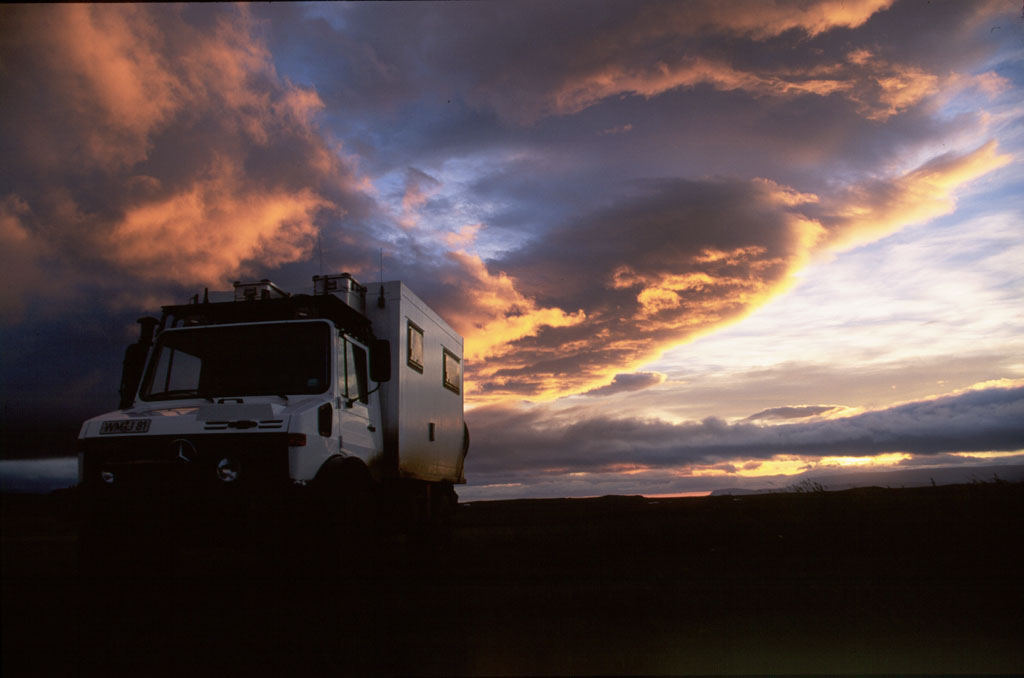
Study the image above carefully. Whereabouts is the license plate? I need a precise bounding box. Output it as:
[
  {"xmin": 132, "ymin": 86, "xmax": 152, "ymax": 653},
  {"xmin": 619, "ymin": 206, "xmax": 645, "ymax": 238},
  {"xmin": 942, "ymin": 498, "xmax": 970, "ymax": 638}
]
[{"xmin": 100, "ymin": 419, "xmax": 151, "ymax": 434}]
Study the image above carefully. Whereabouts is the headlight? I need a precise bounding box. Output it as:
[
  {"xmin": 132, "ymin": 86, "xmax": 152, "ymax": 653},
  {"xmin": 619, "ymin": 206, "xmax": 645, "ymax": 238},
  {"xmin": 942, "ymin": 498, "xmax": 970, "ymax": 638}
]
[{"xmin": 216, "ymin": 457, "xmax": 240, "ymax": 482}]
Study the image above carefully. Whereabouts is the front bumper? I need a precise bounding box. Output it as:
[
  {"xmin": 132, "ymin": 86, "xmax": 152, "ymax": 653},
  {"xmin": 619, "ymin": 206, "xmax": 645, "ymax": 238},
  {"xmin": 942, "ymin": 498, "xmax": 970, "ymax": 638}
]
[{"xmin": 79, "ymin": 433, "xmax": 301, "ymax": 541}]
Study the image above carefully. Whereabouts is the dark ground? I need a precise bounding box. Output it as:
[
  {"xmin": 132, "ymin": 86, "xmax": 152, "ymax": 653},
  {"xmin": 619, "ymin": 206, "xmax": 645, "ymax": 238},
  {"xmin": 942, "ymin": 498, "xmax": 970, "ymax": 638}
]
[{"xmin": 3, "ymin": 482, "xmax": 1022, "ymax": 676}]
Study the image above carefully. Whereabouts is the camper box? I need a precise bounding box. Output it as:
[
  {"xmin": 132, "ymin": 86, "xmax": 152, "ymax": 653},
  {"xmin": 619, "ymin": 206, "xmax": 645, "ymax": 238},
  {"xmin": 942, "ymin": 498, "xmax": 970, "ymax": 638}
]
[{"xmin": 364, "ymin": 281, "xmax": 467, "ymax": 484}]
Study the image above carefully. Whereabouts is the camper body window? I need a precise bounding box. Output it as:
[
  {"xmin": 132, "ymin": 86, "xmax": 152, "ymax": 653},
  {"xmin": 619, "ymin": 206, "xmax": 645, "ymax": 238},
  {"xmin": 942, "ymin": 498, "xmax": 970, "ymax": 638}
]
[
  {"xmin": 407, "ymin": 321, "xmax": 424, "ymax": 372},
  {"xmin": 443, "ymin": 349, "xmax": 461, "ymax": 394}
]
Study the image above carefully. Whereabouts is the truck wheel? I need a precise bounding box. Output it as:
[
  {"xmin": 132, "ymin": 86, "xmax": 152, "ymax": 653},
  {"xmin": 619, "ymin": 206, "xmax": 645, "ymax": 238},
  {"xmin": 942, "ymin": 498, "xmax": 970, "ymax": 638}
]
[
  {"xmin": 311, "ymin": 457, "xmax": 378, "ymax": 575},
  {"xmin": 409, "ymin": 481, "xmax": 458, "ymax": 554},
  {"xmin": 431, "ymin": 481, "xmax": 458, "ymax": 538}
]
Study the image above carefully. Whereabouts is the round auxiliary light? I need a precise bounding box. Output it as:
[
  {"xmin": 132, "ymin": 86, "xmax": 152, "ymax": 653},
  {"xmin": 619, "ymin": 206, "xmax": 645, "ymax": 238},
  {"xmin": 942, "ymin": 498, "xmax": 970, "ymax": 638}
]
[
  {"xmin": 216, "ymin": 457, "xmax": 240, "ymax": 483},
  {"xmin": 101, "ymin": 470, "xmax": 116, "ymax": 485}
]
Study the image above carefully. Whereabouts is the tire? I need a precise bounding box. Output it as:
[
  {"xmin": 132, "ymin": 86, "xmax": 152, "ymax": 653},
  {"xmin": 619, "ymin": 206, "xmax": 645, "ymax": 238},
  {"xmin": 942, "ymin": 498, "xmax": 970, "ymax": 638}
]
[
  {"xmin": 430, "ymin": 481, "xmax": 458, "ymax": 540},
  {"xmin": 407, "ymin": 481, "xmax": 458, "ymax": 555},
  {"xmin": 309, "ymin": 457, "xmax": 379, "ymax": 575}
]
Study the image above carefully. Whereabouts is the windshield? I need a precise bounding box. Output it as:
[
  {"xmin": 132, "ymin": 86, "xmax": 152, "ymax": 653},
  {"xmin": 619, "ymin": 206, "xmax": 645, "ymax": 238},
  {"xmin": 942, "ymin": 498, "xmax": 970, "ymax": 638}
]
[{"xmin": 140, "ymin": 322, "xmax": 331, "ymax": 401}]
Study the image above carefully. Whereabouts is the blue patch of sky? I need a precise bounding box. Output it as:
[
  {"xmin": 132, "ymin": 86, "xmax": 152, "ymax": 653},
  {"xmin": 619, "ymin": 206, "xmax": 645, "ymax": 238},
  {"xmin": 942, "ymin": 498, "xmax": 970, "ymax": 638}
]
[
  {"xmin": 648, "ymin": 193, "xmax": 1024, "ymax": 382},
  {"xmin": 292, "ymin": 2, "xmax": 350, "ymax": 33}
]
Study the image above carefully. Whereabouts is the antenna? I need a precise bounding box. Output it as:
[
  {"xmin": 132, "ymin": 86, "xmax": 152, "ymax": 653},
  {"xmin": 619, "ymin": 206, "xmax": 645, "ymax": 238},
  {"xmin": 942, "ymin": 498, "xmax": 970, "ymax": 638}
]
[{"xmin": 317, "ymin": 230, "xmax": 324, "ymax": 276}]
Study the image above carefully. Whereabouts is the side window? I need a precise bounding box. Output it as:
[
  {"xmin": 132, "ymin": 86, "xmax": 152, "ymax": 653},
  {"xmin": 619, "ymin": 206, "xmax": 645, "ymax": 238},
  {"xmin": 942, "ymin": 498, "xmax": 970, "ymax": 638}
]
[
  {"xmin": 341, "ymin": 337, "xmax": 369, "ymax": 404},
  {"xmin": 442, "ymin": 348, "xmax": 461, "ymax": 394},
  {"xmin": 351, "ymin": 342, "xmax": 368, "ymax": 403},
  {"xmin": 407, "ymin": 321, "xmax": 424, "ymax": 372}
]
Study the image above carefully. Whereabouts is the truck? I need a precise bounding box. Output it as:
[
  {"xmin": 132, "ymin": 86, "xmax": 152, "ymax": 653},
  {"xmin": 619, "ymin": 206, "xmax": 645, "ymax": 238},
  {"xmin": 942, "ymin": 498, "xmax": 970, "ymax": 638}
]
[{"xmin": 77, "ymin": 274, "xmax": 469, "ymax": 568}]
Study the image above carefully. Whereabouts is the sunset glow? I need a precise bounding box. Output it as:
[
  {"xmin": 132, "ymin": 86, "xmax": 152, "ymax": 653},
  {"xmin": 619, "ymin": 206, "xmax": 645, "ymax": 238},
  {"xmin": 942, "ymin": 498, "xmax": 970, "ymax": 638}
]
[{"xmin": 1, "ymin": 2, "xmax": 1022, "ymax": 499}]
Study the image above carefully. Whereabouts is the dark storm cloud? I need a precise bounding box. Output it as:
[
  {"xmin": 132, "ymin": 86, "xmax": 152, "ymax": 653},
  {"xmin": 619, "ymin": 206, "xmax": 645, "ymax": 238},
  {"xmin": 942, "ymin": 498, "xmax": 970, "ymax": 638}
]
[
  {"xmin": 745, "ymin": 406, "xmax": 843, "ymax": 421},
  {"xmin": 499, "ymin": 178, "xmax": 805, "ymax": 308},
  {"xmin": 464, "ymin": 176, "xmax": 815, "ymax": 396},
  {"xmin": 308, "ymin": 0, "xmax": 898, "ymax": 126},
  {"xmin": 466, "ymin": 385, "xmax": 1024, "ymax": 476},
  {"xmin": 584, "ymin": 373, "xmax": 666, "ymax": 397},
  {"xmin": 251, "ymin": 0, "xmax": 991, "ymax": 198}
]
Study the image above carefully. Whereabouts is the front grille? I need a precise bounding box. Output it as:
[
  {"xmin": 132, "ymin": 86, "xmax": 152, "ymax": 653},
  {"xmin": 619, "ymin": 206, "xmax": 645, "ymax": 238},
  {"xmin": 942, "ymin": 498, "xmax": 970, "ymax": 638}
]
[{"xmin": 80, "ymin": 433, "xmax": 291, "ymax": 501}]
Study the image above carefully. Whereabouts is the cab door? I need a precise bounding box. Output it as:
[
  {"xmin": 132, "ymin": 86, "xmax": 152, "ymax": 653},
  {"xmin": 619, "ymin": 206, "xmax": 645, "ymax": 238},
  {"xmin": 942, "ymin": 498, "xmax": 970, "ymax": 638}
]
[{"xmin": 338, "ymin": 335, "xmax": 383, "ymax": 465}]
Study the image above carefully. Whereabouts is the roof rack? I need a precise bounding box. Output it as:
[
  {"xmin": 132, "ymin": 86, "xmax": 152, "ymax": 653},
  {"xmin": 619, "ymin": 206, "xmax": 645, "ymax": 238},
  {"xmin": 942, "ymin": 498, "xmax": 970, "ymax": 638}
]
[{"xmin": 160, "ymin": 293, "xmax": 374, "ymax": 343}]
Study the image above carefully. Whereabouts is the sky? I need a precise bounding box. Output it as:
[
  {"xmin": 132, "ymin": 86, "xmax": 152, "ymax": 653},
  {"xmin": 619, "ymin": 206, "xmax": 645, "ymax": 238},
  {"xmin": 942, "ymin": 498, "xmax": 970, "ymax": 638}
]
[{"xmin": 1, "ymin": 1, "xmax": 1023, "ymax": 499}]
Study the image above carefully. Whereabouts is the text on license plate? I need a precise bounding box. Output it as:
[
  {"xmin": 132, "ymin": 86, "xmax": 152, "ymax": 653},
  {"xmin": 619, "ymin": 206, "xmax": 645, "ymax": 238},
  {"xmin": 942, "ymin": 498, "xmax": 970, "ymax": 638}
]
[{"xmin": 100, "ymin": 419, "xmax": 151, "ymax": 434}]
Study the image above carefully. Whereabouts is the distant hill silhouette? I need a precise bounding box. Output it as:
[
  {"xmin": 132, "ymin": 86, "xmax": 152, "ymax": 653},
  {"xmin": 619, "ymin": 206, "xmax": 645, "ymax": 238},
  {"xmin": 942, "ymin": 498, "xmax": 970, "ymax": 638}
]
[{"xmin": 711, "ymin": 463, "xmax": 1024, "ymax": 495}]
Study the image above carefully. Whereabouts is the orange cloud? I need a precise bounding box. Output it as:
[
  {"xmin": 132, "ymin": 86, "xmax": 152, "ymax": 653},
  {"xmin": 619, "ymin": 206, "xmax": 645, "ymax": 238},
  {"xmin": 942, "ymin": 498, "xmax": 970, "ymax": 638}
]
[
  {"xmin": 839, "ymin": 49, "xmax": 942, "ymax": 121},
  {"xmin": 11, "ymin": 4, "xmax": 327, "ymax": 171},
  {"xmin": 3, "ymin": 5, "xmax": 367, "ymax": 304},
  {"xmin": 630, "ymin": 0, "xmax": 893, "ymax": 41},
  {"xmin": 441, "ymin": 251, "xmax": 585, "ymax": 368},
  {"xmin": 58, "ymin": 5, "xmax": 182, "ymax": 163},
  {"xmin": 399, "ymin": 168, "xmax": 442, "ymax": 229},
  {"xmin": 444, "ymin": 223, "xmax": 483, "ymax": 248},
  {"xmin": 106, "ymin": 158, "xmax": 334, "ymax": 285},
  {"xmin": 548, "ymin": 46, "xmax": 945, "ymax": 123},
  {"xmin": 823, "ymin": 141, "xmax": 1012, "ymax": 249}
]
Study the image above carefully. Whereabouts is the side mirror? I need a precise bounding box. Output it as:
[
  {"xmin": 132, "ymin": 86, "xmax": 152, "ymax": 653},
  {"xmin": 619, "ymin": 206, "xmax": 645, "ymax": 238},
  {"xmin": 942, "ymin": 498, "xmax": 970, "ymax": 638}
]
[
  {"xmin": 370, "ymin": 339, "xmax": 391, "ymax": 383},
  {"xmin": 118, "ymin": 317, "xmax": 159, "ymax": 409}
]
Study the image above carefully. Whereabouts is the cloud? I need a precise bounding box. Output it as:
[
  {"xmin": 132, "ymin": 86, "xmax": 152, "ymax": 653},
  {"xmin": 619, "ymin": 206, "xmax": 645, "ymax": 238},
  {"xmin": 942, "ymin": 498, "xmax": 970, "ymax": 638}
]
[
  {"xmin": 443, "ymin": 0, "xmax": 962, "ymax": 125},
  {"xmin": 584, "ymin": 372, "xmax": 666, "ymax": 397},
  {"xmin": 0, "ymin": 195, "xmax": 52, "ymax": 320},
  {"xmin": 286, "ymin": 1, "xmax": 924, "ymax": 129},
  {"xmin": 744, "ymin": 405, "xmax": 843, "ymax": 422},
  {"xmin": 599, "ymin": 124, "xmax": 634, "ymax": 136},
  {"xmin": 106, "ymin": 160, "xmax": 333, "ymax": 284},
  {"xmin": 0, "ymin": 5, "xmax": 374, "ymax": 309},
  {"xmin": 444, "ymin": 223, "xmax": 483, "ymax": 248},
  {"xmin": 434, "ymin": 251, "xmax": 586, "ymax": 367},
  {"xmin": 818, "ymin": 140, "xmax": 1012, "ymax": 249},
  {"xmin": 399, "ymin": 167, "xmax": 442, "ymax": 228},
  {"xmin": 465, "ymin": 385, "xmax": 1024, "ymax": 481},
  {"xmin": 544, "ymin": 48, "xmax": 946, "ymax": 123},
  {"xmin": 648, "ymin": 0, "xmax": 894, "ymax": 38},
  {"xmin": 472, "ymin": 177, "xmax": 821, "ymax": 398},
  {"xmin": 23, "ymin": 5, "xmax": 183, "ymax": 171},
  {"xmin": 464, "ymin": 138, "xmax": 1009, "ymax": 400}
]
